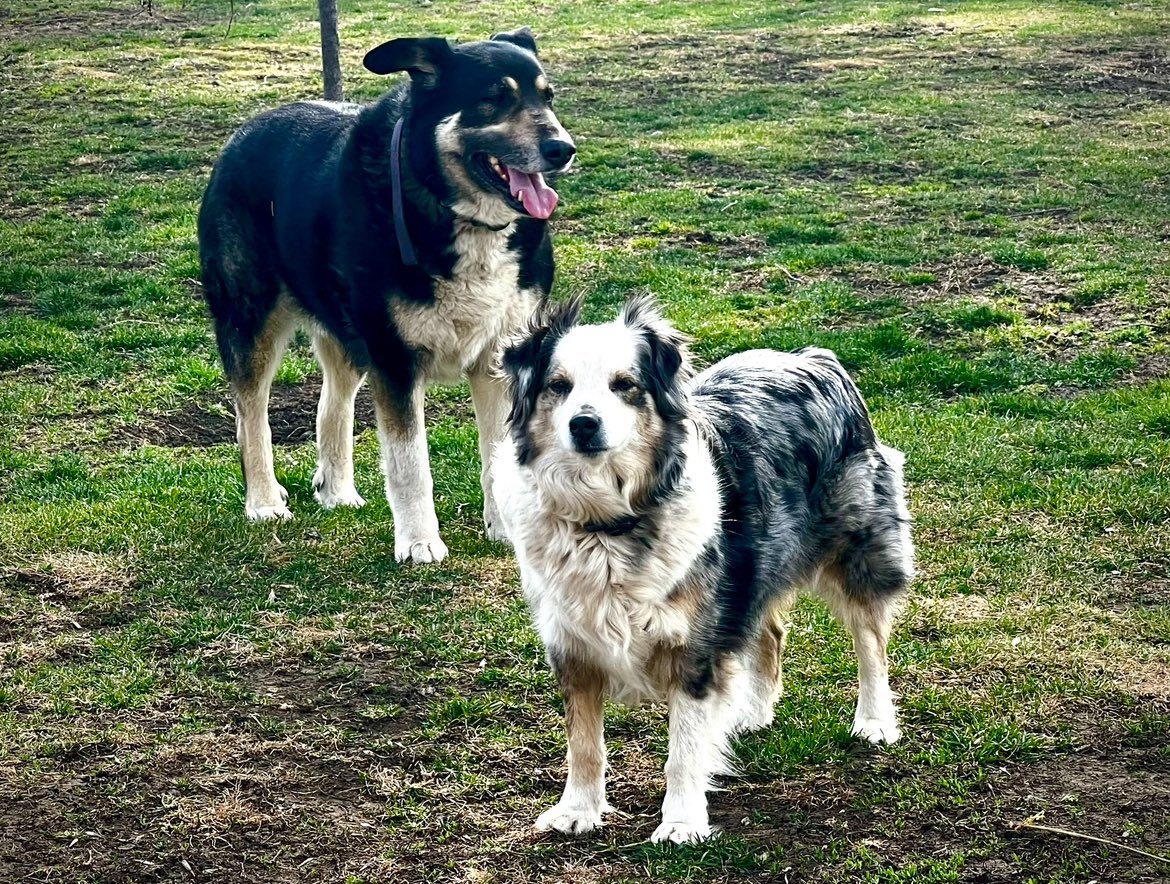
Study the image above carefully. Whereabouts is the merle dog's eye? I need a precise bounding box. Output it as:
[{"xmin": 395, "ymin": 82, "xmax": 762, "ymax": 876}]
[
  {"xmin": 548, "ymin": 378, "xmax": 573, "ymax": 396},
  {"xmin": 610, "ymin": 377, "xmax": 637, "ymax": 394},
  {"xmin": 544, "ymin": 87, "xmax": 555, "ymax": 105}
]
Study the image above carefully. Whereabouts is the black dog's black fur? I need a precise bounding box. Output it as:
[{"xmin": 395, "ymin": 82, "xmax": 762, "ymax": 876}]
[
  {"xmin": 198, "ymin": 28, "xmax": 575, "ymax": 550},
  {"xmin": 198, "ymin": 30, "xmax": 555, "ymax": 401}
]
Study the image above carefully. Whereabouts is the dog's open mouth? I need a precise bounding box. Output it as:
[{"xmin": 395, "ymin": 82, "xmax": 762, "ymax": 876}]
[{"xmin": 478, "ymin": 154, "xmax": 559, "ymax": 219}]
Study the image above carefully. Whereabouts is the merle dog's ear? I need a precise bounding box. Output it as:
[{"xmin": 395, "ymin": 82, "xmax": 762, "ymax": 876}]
[
  {"xmin": 501, "ymin": 297, "xmax": 582, "ymax": 461},
  {"xmin": 622, "ymin": 294, "xmax": 691, "ymax": 422},
  {"xmin": 363, "ymin": 37, "xmax": 455, "ymax": 87},
  {"xmin": 490, "ymin": 26, "xmax": 538, "ymax": 56}
]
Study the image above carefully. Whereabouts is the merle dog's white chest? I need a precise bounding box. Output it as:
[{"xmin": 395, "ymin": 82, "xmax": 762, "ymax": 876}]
[{"xmin": 392, "ymin": 223, "xmax": 535, "ymax": 382}]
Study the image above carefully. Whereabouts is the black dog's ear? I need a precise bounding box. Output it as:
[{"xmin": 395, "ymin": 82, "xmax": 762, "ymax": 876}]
[
  {"xmin": 501, "ymin": 297, "xmax": 582, "ymax": 462},
  {"xmin": 490, "ymin": 26, "xmax": 538, "ymax": 56},
  {"xmin": 622, "ymin": 294, "xmax": 691, "ymax": 422},
  {"xmin": 363, "ymin": 37, "xmax": 455, "ymax": 87}
]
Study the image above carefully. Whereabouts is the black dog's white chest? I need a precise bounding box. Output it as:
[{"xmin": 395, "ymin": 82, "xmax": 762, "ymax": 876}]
[{"xmin": 392, "ymin": 225, "xmax": 535, "ymax": 381}]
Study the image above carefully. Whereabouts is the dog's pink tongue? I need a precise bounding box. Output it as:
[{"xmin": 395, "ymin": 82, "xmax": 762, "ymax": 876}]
[{"xmin": 506, "ymin": 167, "xmax": 558, "ymax": 219}]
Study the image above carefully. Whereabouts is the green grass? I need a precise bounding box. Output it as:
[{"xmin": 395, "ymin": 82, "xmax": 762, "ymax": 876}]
[{"xmin": 2, "ymin": 0, "xmax": 1169, "ymax": 881}]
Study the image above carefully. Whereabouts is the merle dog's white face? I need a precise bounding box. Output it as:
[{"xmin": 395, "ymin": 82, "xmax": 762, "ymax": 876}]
[
  {"xmin": 543, "ymin": 322, "xmax": 647, "ymax": 457},
  {"xmin": 502, "ymin": 297, "xmax": 692, "ymax": 479}
]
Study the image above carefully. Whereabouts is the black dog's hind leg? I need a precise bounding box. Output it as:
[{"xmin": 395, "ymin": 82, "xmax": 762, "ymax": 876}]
[
  {"xmin": 200, "ymin": 214, "xmax": 299, "ymax": 521},
  {"xmin": 312, "ymin": 330, "xmax": 367, "ymax": 511},
  {"xmin": 228, "ymin": 299, "xmax": 298, "ymax": 521}
]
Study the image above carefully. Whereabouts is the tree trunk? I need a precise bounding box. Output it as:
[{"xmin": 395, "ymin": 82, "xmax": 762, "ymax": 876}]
[{"xmin": 318, "ymin": 0, "xmax": 343, "ymax": 101}]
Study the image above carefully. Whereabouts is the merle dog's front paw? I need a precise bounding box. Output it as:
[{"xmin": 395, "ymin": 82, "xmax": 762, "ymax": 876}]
[
  {"xmin": 395, "ymin": 535, "xmax": 449, "ymax": 564},
  {"xmin": 852, "ymin": 714, "xmax": 901, "ymax": 745},
  {"xmin": 535, "ymin": 801, "xmax": 609, "ymax": 835},
  {"xmin": 649, "ymin": 819, "xmax": 713, "ymax": 844}
]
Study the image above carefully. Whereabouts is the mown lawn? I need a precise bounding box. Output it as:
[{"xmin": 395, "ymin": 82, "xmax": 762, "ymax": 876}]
[{"xmin": 1, "ymin": 1, "xmax": 1169, "ymax": 881}]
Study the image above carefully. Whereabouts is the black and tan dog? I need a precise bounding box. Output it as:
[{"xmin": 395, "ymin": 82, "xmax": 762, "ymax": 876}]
[{"xmin": 198, "ymin": 27, "xmax": 574, "ymax": 562}]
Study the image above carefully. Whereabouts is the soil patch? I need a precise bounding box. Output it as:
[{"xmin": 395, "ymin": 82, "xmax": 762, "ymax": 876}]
[
  {"xmin": 4, "ymin": 668, "xmax": 1167, "ymax": 883},
  {"xmin": 232, "ymin": 656, "xmax": 425, "ymax": 738},
  {"xmin": 0, "ymin": 4, "xmax": 198, "ymax": 41},
  {"xmin": 565, "ymin": 34, "xmax": 819, "ymax": 90},
  {"xmin": 661, "ymin": 229, "xmax": 769, "ymax": 261},
  {"xmin": 0, "ymin": 733, "xmax": 390, "ymax": 884},
  {"xmin": 122, "ymin": 379, "xmax": 476, "ymax": 449},
  {"xmin": 726, "ymin": 741, "xmax": 1170, "ymax": 882},
  {"xmin": 0, "ymin": 553, "xmax": 138, "ymax": 648},
  {"xmin": 1014, "ymin": 45, "xmax": 1170, "ymax": 102},
  {"xmin": 851, "ymin": 254, "xmax": 1165, "ymax": 337},
  {"xmin": 660, "ymin": 149, "xmax": 780, "ymax": 184},
  {"xmin": 1102, "ymin": 558, "xmax": 1170, "ymax": 612}
]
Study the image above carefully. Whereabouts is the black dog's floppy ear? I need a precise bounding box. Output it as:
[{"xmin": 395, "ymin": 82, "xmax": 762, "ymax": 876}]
[
  {"xmin": 622, "ymin": 294, "xmax": 692, "ymax": 422},
  {"xmin": 490, "ymin": 26, "xmax": 538, "ymax": 56},
  {"xmin": 363, "ymin": 37, "xmax": 455, "ymax": 86}
]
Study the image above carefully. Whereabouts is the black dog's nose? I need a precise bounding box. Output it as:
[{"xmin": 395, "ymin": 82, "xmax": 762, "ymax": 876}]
[
  {"xmin": 541, "ymin": 139, "xmax": 576, "ymax": 167},
  {"xmin": 569, "ymin": 413, "xmax": 600, "ymax": 444}
]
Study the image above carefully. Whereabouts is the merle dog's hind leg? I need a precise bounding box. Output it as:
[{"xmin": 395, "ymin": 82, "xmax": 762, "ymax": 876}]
[
  {"xmin": 742, "ymin": 594, "xmax": 793, "ymax": 731},
  {"xmin": 369, "ymin": 375, "xmax": 447, "ymax": 564},
  {"xmin": 815, "ymin": 447, "xmax": 913, "ymax": 744},
  {"xmin": 312, "ymin": 330, "xmax": 367, "ymax": 510},
  {"xmin": 468, "ymin": 365, "xmax": 510, "ymax": 543},
  {"xmin": 827, "ymin": 581, "xmax": 902, "ymax": 744}
]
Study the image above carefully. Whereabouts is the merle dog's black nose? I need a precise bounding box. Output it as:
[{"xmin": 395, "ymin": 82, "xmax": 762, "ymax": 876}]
[
  {"xmin": 541, "ymin": 139, "xmax": 576, "ymax": 167},
  {"xmin": 569, "ymin": 413, "xmax": 600, "ymax": 445}
]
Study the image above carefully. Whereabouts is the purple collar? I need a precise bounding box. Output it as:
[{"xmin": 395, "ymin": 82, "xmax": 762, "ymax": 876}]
[{"xmin": 390, "ymin": 118, "xmax": 417, "ymax": 267}]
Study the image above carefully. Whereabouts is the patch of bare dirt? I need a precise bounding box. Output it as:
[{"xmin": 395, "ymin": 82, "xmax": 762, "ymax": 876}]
[
  {"xmin": 849, "ymin": 255, "xmax": 1168, "ymax": 357},
  {"xmin": 232, "ymin": 656, "xmax": 424, "ymax": 738},
  {"xmin": 660, "ymin": 230, "xmax": 769, "ymax": 261},
  {"xmin": 0, "ymin": 553, "xmax": 138, "ymax": 654},
  {"xmin": 1014, "ymin": 45, "xmax": 1170, "ymax": 102},
  {"xmin": 1102, "ymin": 558, "xmax": 1170, "ymax": 612},
  {"xmin": 721, "ymin": 740, "xmax": 1170, "ymax": 883},
  {"xmin": 4, "ymin": 645, "xmax": 1167, "ymax": 884},
  {"xmin": 565, "ymin": 34, "xmax": 820, "ymax": 92},
  {"xmin": 120, "ymin": 379, "xmax": 476, "ymax": 449},
  {"xmin": 787, "ymin": 157, "xmax": 925, "ymax": 185},
  {"xmin": 0, "ymin": 731, "xmax": 394, "ymax": 884},
  {"xmin": 659, "ymin": 149, "xmax": 779, "ymax": 184},
  {"xmin": 0, "ymin": 291, "xmax": 35, "ymax": 314},
  {"xmin": 0, "ymin": 4, "xmax": 197, "ymax": 41}
]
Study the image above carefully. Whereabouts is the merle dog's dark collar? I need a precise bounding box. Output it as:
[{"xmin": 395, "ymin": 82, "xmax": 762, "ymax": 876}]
[
  {"xmin": 582, "ymin": 514, "xmax": 642, "ymax": 537},
  {"xmin": 390, "ymin": 118, "xmax": 417, "ymax": 267}
]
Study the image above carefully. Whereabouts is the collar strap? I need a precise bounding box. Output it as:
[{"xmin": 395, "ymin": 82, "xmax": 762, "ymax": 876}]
[
  {"xmin": 463, "ymin": 217, "xmax": 513, "ymax": 232},
  {"xmin": 582, "ymin": 514, "xmax": 642, "ymax": 537},
  {"xmin": 390, "ymin": 117, "xmax": 417, "ymax": 267}
]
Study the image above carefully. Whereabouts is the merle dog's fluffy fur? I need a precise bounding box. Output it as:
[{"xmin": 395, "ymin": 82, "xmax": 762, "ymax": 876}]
[
  {"xmin": 492, "ymin": 296, "xmax": 913, "ymax": 843},
  {"xmin": 198, "ymin": 27, "xmax": 573, "ymax": 563}
]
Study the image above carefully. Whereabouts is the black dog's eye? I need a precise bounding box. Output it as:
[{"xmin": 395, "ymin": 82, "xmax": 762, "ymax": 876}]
[
  {"xmin": 610, "ymin": 377, "xmax": 637, "ymax": 394},
  {"xmin": 548, "ymin": 378, "xmax": 573, "ymax": 396},
  {"xmin": 481, "ymin": 89, "xmax": 515, "ymax": 115},
  {"xmin": 543, "ymin": 86, "xmax": 555, "ymax": 105}
]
